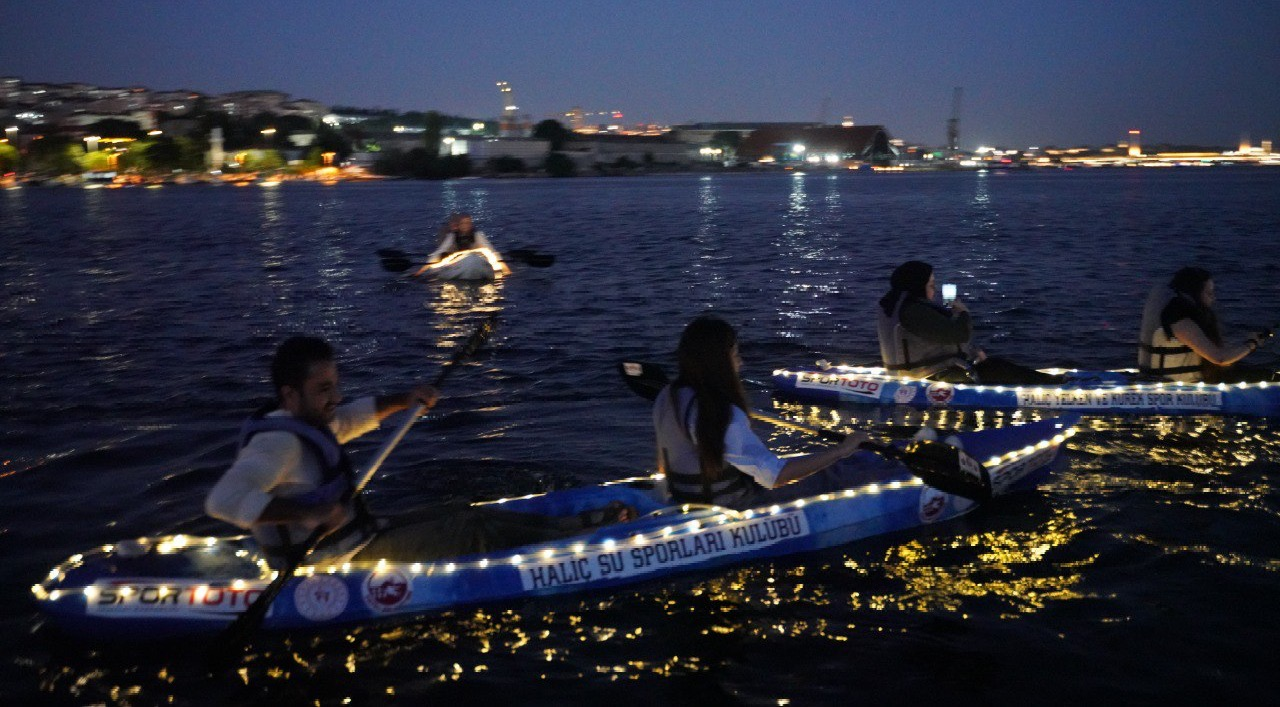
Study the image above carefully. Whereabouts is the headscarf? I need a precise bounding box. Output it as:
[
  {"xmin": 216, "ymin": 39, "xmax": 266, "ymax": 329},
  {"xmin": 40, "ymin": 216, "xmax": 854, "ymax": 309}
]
[{"xmin": 879, "ymin": 260, "xmax": 933, "ymax": 315}]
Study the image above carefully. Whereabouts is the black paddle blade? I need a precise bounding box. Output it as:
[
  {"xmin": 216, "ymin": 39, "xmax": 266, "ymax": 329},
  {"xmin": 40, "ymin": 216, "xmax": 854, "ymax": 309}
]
[
  {"xmin": 506, "ymin": 249, "xmax": 555, "ymax": 267},
  {"xmin": 619, "ymin": 360, "xmax": 669, "ymax": 401},
  {"xmin": 893, "ymin": 439, "xmax": 991, "ymax": 501},
  {"xmin": 377, "ymin": 248, "xmax": 408, "ymax": 259},
  {"xmin": 380, "ymin": 255, "xmax": 415, "ymax": 273}
]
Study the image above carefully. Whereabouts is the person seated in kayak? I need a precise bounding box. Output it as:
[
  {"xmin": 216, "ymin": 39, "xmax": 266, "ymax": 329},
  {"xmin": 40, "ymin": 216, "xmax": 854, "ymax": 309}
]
[
  {"xmin": 876, "ymin": 260, "xmax": 1063, "ymax": 385},
  {"xmin": 205, "ymin": 336, "xmax": 632, "ymax": 569},
  {"xmin": 1138, "ymin": 267, "xmax": 1274, "ymax": 384},
  {"xmin": 415, "ymin": 212, "xmax": 510, "ymax": 276},
  {"xmin": 653, "ymin": 315, "xmax": 871, "ymax": 510}
]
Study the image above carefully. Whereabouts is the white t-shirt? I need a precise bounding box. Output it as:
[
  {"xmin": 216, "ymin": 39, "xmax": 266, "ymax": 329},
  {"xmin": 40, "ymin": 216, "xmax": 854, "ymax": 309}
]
[
  {"xmin": 205, "ymin": 397, "xmax": 381, "ymax": 550},
  {"xmin": 652, "ymin": 385, "xmax": 786, "ymax": 490}
]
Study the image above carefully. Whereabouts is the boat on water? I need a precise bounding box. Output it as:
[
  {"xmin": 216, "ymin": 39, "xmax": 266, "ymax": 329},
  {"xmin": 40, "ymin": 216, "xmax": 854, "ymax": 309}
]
[
  {"xmin": 773, "ymin": 363, "xmax": 1280, "ymax": 417},
  {"xmin": 32, "ymin": 415, "xmax": 1078, "ymax": 641},
  {"xmin": 422, "ymin": 248, "xmax": 502, "ymax": 281}
]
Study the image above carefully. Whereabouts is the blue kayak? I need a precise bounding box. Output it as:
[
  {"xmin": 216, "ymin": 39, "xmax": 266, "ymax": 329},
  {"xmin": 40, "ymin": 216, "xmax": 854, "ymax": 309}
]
[
  {"xmin": 32, "ymin": 415, "xmax": 1079, "ymax": 640},
  {"xmin": 773, "ymin": 364, "xmax": 1280, "ymax": 417}
]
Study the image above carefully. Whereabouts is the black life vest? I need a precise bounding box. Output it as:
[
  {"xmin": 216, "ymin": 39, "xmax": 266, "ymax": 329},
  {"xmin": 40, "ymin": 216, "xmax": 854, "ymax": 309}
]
[{"xmin": 452, "ymin": 229, "xmax": 477, "ymax": 251}]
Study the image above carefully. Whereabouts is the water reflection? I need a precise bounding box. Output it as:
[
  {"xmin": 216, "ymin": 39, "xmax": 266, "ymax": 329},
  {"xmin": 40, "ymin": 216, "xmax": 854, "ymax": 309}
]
[{"xmin": 688, "ymin": 175, "xmax": 728, "ymax": 302}]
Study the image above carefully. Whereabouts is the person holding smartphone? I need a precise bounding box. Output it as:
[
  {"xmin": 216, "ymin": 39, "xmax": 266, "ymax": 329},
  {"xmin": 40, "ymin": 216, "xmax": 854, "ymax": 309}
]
[{"xmin": 876, "ymin": 260, "xmax": 1062, "ymax": 384}]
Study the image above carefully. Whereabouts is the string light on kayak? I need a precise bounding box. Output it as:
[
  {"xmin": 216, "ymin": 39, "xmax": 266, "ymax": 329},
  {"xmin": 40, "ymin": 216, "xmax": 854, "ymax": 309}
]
[{"xmin": 33, "ymin": 425, "xmax": 1081, "ymax": 612}]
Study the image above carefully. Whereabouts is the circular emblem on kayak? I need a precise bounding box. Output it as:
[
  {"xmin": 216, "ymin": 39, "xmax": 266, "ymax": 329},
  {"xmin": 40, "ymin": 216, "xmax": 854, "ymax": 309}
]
[
  {"xmin": 894, "ymin": 386, "xmax": 918, "ymax": 404},
  {"xmin": 918, "ymin": 486, "xmax": 949, "ymax": 523},
  {"xmin": 926, "ymin": 382, "xmax": 954, "ymax": 405},
  {"xmin": 294, "ymin": 575, "xmax": 349, "ymax": 622},
  {"xmin": 364, "ymin": 569, "xmax": 412, "ymax": 612}
]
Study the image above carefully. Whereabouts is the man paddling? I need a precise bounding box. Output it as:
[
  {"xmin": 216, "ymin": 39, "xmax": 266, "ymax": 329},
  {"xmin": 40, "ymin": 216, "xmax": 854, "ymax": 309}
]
[
  {"xmin": 205, "ymin": 336, "xmax": 440, "ymax": 567},
  {"xmin": 205, "ymin": 336, "xmax": 631, "ymax": 569},
  {"xmin": 415, "ymin": 212, "xmax": 511, "ymax": 276}
]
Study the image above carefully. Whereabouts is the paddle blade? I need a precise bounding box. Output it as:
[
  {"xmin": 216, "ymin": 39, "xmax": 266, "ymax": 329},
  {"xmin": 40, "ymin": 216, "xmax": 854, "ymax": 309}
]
[
  {"xmin": 506, "ymin": 249, "xmax": 555, "ymax": 267},
  {"xmin": 377, "ymin": 248, "xmax": 408, "ymax": 259},
  {"xmin": 380, "ymin": 255, "xmax": 415, "ymax": 273},
  {"xmin": 619, "ymin": 360, "xmax": 669, "ymax": 401},
  {"xmin": 892, "ymin": 439, "xmax": 991, "ymax": 501},
  {"xmin": 208, "ymin": 568, "xmax": 290, "ymax": 668}
]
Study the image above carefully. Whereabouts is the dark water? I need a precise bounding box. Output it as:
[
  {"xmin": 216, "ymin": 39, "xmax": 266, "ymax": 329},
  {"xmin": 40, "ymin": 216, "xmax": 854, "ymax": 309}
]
[{"xmin": 2, "ymin": 170, "xmax": 1279, "ymax": 705}]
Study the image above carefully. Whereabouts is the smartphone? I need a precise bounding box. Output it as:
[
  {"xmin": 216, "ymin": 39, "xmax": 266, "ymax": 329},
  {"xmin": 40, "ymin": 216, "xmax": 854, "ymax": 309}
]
[{"xmin": 942, "ymin": 283, "xmax": 957, "ymax": 303}]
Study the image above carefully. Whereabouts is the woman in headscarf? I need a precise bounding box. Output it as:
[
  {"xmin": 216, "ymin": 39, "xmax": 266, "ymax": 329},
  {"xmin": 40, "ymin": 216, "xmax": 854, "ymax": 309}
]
[
  {"xmin": 876, "ymin": 260, "xmax": 1061, "ymax": 384},
  {"xmin": 653, "ymin": 315, "xmax": 869, "ymax": 509},
  {"xmin": 1138, "ymin": 267, "xmax": 1273, "ymax": 383}
]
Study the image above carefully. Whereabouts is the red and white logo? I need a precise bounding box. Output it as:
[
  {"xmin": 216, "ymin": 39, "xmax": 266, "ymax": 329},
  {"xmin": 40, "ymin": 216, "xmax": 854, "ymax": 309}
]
[
  {"xmin": 918, "ymin": 487, "xmax": 948, "ymax": 523},
  {"xmin": 364, "ymin": 569, "xmax": 412, "ymax": 612},
  {"xmin": 926, "ymin": 383, "xmax": 954, "ymax": 405}
]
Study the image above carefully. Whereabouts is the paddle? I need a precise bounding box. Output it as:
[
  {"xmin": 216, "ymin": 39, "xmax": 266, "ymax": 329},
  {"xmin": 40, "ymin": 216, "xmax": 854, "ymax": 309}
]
[
  {"xmin": 377, "ymin": 247, "xmax": 554, "ymax": 272},
  {"xmin": 618, "ymin": 360, "xmax": 991, "ymax": 501},
  {"xmin": 211, "ymin": 314, "xmax": 499, "ymax": 665}
]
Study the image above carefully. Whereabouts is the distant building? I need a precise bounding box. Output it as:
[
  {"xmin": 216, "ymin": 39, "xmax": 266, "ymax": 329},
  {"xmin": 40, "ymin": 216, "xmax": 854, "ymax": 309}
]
[
  {"xmin": 563, "ymin": 133, "xmax": 693, "ymax": 167},
  {"xmin": 441, "ymin": 136, "xmax": 550, "ymax": 164},
  {"xmin": 737, "ymin": 125, "xmax": 898, "ymax": 164},
  {"xmin": 672, "ymin": 121, "xmax": 818, "ymax": 147}
]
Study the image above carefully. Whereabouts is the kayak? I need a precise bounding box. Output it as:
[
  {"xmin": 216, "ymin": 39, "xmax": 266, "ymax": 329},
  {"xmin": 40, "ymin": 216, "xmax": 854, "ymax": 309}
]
[
  {"xmin": 32, "ymin": 415, "xmax": 1078, "ymax": 640},
  {"xmin": 773, "ymin": 363, "xmax": 1280, "ymax": 417},
  {"xmin": 424, "ymin": 249, "xmax": 498, "ymax": 280}
]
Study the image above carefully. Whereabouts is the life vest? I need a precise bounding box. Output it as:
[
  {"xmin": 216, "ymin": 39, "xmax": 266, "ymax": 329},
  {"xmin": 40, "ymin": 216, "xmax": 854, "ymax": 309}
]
[
  {"xmin": 239, "ymin": 406, "xmax": 372, "ymax": 562},
  {"xmin": 657, "ymin": 387, "xmax": 762, "ymax": 507},
  {"xmin": 444, "ymin": 229, "xmax": 477, "ymax": 251},
  {"xmin": 1137, "ymin": 285, "xmax": 1203, "ymax": 382},
  {"xmin": 877, "ymin": 294, "xmax": 970, "ymax": 378}
]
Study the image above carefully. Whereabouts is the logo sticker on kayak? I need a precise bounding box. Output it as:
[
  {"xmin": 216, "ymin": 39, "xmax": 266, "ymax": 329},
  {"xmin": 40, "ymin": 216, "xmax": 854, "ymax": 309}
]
[
  {"xmin": 84, "ymin": 580, "xmax": 267, "ymax": 618},
  {"xmin": 518, "ymin": 510, "xmax": 811, "ymax": 591},
  {"xmin": 295, "ymin": 575, "xmax": 349, "ymax": 622},
  {"xmin": 894, "ymin": 386, "xmax": 918, "ymax": 404},
  {"xmin": 926, "ymin": 383, "xmax": 954, "ymax": 405},
  {"xmin": 918, "ymin": 485, "xmax": 976, "ymax": 523},
  {"xmin": 364, "ymin": 569, "xmax": 412, "ymax": 612},
  {"xmin": 794, "ymin": 372, "xmax": 882, "ymax": 398}
]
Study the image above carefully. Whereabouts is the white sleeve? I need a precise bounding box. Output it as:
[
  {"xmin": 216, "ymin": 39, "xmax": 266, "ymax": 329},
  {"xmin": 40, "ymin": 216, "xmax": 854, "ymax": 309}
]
[
  {"xmin": 722, "ymin": 407, "xmax": 786, "ymax": 488},
  {"xmin": 427, "ymin": 233, "xmax": 457, "ymax": 262},
  {"xmin": 205, "ymin": 432, "xmax": 302, "ymax": 529},
  {"xmin": 331, "ymin": 396, "xmax": 381, "ymax": 445}
]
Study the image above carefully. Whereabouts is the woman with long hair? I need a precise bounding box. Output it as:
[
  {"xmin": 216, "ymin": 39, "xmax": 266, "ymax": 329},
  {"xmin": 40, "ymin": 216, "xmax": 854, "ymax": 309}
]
[
  {"xmin": 653, "ymin": 315, "xmax": 867, "ymax": 509},
  {"xmin": 1138, "ymin": 266, "xmax": 1273, "ymax": 383}
]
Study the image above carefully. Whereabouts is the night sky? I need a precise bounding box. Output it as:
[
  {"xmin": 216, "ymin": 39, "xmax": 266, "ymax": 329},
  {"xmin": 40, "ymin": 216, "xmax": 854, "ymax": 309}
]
[{"xmin": 4, "ymin": 0, "xmax": 1277, "ymax": 149}]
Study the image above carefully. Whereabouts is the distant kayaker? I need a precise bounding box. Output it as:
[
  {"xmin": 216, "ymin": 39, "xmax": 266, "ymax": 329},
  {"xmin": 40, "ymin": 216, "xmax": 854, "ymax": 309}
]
[
  {"xmin": 876, "ymin": 260, "xmax": 1062, "ymax": 384},
  {"xmin": 205, "ymin": 336, "xmax": 631, "ymax": 569},
  {"xmin": 653, "ymin": 315, "xmax": 869, "ymax": 509},
  {"xmin": 1138, "ymin": 267, "xmax": 1274, "ymax": 383},
  {"xmin": 416, "ymin": 212, "xmax": 511, "ymax": 276}
]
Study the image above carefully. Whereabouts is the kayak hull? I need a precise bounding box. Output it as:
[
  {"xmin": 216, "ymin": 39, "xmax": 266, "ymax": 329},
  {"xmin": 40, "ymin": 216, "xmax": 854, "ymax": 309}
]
[
  {"xmin": 773, "ymin": 364, "xmax": 1280, "ymax": 417},
  {"xmin": 430, "ymin": 250, "xmax": 496, "ymax": 280},
  {"xmin": 33, "ymin": 416, "xmax": 1079, "ymax": 640}
]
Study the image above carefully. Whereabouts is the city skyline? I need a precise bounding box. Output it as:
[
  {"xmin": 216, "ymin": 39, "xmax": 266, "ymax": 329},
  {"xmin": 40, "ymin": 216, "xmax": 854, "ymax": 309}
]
[{"xmin": 3, "ymin": 0, "xmax": 1278, "ymax": 149}]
